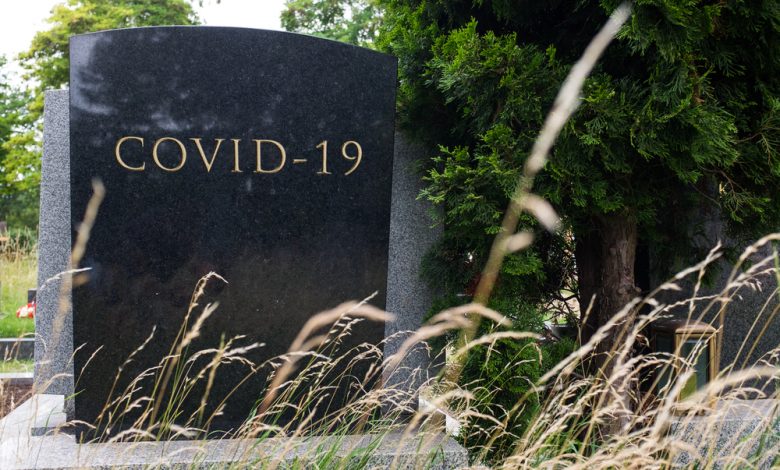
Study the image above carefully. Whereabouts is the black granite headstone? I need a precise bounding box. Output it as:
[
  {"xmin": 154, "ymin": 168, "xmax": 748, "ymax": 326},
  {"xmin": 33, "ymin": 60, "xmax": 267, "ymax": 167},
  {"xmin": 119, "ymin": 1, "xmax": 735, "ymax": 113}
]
[{"xmin": 69, "ymin": 27, "xmax": 396, "ymax": 435}]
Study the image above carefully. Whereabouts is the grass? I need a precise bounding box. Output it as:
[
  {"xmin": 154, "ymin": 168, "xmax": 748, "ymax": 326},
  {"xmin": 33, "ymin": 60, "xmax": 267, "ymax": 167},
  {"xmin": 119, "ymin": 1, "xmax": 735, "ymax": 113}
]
[
  {"xmin": 0, "ymin": 231, "xmax": 37, "ymax": 338},
  {"xmin": 23, "ymin": 243, "xmax": 776, "ymax": 468},
  {"xmin": 0, "ymin": 311, "xmax": 35, "ymax": 338},
  {"xmin": 9, "ymin": 7, "xmax": 780, "ymax": 468},
  {"xmin": 0, "ymin": 358, "xmax": 33, "ymax": 373}
]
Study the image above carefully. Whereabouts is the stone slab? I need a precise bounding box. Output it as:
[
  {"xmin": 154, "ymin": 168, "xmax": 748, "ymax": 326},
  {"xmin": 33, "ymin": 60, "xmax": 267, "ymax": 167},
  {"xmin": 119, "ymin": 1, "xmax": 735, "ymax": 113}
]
[
  {"xmin": 40, "ymin": 90, "xmax": 447, "ymax": 433},
  {"xmin": 0, "ymin": 339, "xmax": 34, "ymax": 360},
  {"xmin": 7, "ymin": 433, "xmax": 467, "ymax": 470},
  {"xmin": 0, "ymin": 373, "xmax": 34, "ymax": 387},
  {"xmin": 0, "ymin": 395, "xmax": 467, "ymax": 470},
  {"xmin": 384, "ymin": 132, "xmax": 442, "ymax": 403},
  {"xmin": 35, "ymin": 90, "xmax": 74, "ymax": 400},
  {"xmin": 0, "ymin": 394, "xmax": 66, "ymax": 452},
  {"xmin": 669, "ymin": 399, "xmax": 780, "ymax": 469}
]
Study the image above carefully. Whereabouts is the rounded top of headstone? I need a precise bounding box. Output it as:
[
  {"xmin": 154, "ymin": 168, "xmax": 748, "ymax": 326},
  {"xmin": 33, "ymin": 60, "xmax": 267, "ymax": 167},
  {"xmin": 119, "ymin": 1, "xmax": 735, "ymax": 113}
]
[{"xmin": 70, "ymin": 25, "xmax": 397, "ymax": 60}]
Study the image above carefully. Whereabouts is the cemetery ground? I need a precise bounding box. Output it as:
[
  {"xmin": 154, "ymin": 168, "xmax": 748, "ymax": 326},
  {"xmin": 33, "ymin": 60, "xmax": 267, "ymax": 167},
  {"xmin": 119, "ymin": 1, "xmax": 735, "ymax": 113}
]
[
  {"xmin": 2, "ymin": 4, "xmax": 779, "ymax": 469},
  {"xmin": 0, "ymin": 231, "xmax": 36, "ymax": 421},
  {"xmin": 2, "ymin": 244, "xmax": 780, "ymax": 468}
]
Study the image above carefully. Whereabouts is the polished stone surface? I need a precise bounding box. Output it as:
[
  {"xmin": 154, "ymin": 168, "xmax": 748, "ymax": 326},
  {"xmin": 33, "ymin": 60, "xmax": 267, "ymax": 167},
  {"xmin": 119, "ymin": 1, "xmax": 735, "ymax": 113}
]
[
  {"xmin": 36, "ymin": 90, "xmax": 74, "ymax": 402},
  {"xmin": 0, "ymin": 338, "xmax": 34, "ymax": 360},
  {"xmin": 384, "ymin": 132, "xmax": 442, "ymax": 408},
  {"xmin": 69, "ymin": 27, "xmax": 396, "ymax": 434},
  {"xmin": 649, "ymin": 191, "xmax": 780, "ymax": 393},
  {"xmin": 669, "ymin": 399, "xmax": 780, "ymax": 468}
]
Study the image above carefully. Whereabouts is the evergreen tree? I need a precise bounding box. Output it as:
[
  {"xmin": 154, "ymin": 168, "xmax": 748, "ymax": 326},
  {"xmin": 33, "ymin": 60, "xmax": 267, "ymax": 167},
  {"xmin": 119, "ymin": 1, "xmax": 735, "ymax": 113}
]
[
  {"xmin": 282, "ymin": 0, "xmax": 382, "ymax": 46},
  {"xmin": 4, "ymin": 0, "xmax": 199, "ymax": 228},
  {"xmin": 0, "ymin": 57, "xmax": 37, "ymax": 228},
  {"xmin": 378, "ymin": 0, "xmax": 780, "ymax": 358}
]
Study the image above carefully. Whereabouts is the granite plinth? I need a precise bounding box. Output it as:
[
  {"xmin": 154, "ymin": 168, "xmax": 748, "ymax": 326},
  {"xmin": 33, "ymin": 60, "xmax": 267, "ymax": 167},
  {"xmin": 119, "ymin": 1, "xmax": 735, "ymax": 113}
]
[
  {"xmin": 669, "ymin": 399, "xmax": 780, "ymax": 469},
  {"xmin": 0, "ymin": 394, "xmax": 67, "ymax": 448},
  {"xmin": 0, "ymin": 395, "xmax": 468, "ymax": 470},
  {"xmin": 4, "ymin": 434, "xmax": 468, "ymax": 470},
  {"xmin": 384, "ymin": 132, "xmax": 442, "ymax": 406}
]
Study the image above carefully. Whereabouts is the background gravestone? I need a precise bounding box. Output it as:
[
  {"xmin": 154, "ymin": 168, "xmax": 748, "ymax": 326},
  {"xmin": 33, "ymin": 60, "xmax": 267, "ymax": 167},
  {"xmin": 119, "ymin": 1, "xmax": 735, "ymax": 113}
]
[
  {"xmin": 35, "ymin": 90, "xmax": 73, "ymax": 401},
  {"xmin": 384, "ymin": 133, "xmax": 442, "ymax": 406},
  {"xmin": 649, "ymin": 187, "xmax": 780, "ymax": 391},
  {"xmin": 69, "ymin": 27, "xmax": 396, "ymax": 434}
]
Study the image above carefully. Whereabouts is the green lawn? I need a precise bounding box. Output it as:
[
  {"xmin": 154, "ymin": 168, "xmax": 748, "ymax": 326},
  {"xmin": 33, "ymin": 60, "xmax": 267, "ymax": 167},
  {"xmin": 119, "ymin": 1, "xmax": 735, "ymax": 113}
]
[
  {"xmin": 0, "ymin": 359, "xmax": 33, "ymax": 373},
  {"xmin": 0, "ymin": 253, "xmax": 37, "ymax": 338}
]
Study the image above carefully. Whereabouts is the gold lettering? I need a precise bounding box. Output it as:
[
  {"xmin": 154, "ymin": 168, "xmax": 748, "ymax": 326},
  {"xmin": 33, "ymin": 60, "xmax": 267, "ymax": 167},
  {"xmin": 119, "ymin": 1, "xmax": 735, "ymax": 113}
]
[
  {"xmin": 152, "ymin": 137, "xmax": 187, "ymax": 172},
  {"xmin": 231, "ymin": 139, "xmax": 242, "ymax": 173},
  {"xmin": 253, "ymin": 139, "xmax": 286, "ymax": 174},
  {"xmin": 316, "ymin": 140, "xmax": 331, "ymax": 175},
  {"xmin": 115, "ymin": 136, "xmax": 145, "ymax": 171},
  {"xmin": 342, "ymin": 140, "xmax": 363, "ymax": 175},
  {"xmin": 190, "ymin": 138, "xmax": 224, "ymax": 172}
]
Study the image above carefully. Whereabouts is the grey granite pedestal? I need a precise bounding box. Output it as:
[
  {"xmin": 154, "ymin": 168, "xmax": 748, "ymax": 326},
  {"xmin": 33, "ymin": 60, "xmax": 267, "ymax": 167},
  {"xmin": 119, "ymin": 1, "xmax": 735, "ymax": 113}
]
[
  {"xmin": 35, "ymin": 90, "xmax": 74, "ymax": 403},
  {"xmin": 0, "ymin": 394, "xmax": 468, "ymax": 470},
  {"xmin": 669, "ymin": 399, "xmax": 780, "ymax": 469}
]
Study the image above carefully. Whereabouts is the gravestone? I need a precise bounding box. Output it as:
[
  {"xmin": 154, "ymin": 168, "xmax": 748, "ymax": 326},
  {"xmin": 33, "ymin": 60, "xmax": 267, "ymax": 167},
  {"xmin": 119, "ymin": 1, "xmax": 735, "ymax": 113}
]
[
  {"xmin": 384, "ymin": 134, "xmax": 443, "ymax": 404},
  {"xmin": 648, "ymin": 184, "xmax": 780, "ymax": 392},
  {"xmin": 35, "ymin": 90, "xmax": 73, "ymax": 401},
  {"xmin": 68, "ymin": 27, "xmax": 397, "ymax": 435}
]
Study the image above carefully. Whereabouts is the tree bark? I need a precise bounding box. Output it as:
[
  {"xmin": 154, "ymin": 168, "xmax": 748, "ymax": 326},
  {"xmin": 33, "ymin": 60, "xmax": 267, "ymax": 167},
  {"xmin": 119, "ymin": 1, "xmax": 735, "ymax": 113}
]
[
  {"xmin": 575, "ymin": 227, "xmax": 602, "ymax": 344},
  {"xmin": 575, "ymin": 211, "xmax": 640, "ymax": 435},
  {"xmin": 594, "ymin": 212, "xmax": 639, "ymax": 357},
  {"xmin": 576, "ymin": 213, "xmax": 639, "ymax": 355}
]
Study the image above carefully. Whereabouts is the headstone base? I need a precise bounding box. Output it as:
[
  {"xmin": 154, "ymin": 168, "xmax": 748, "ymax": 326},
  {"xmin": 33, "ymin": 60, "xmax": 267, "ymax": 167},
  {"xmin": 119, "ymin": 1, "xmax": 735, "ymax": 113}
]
[
  {"xmin": 1, "ymin": 394, "xmax": 468, "ymax": 470},
  {"xmin": 669, "ymin": 399, "xmax": 780, "ymax": 469}
]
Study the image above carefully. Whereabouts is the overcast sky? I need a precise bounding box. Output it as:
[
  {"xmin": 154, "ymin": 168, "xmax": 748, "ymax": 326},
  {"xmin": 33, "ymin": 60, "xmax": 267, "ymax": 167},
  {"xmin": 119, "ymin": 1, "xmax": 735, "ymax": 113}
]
[{"xmin": 0, "ymin": 0, "xmax": 286, "ymax": 82}]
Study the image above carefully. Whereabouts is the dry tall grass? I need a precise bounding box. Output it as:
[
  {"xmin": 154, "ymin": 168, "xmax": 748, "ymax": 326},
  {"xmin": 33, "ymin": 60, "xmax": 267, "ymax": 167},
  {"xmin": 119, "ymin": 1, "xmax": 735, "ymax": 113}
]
[
  {"xmin": 7, "ymin": 3, "xmax": 780, "ymax": 469},
  {"xmin": 21, "ymin": 238, "xmax": 779, "ymax": 468}
]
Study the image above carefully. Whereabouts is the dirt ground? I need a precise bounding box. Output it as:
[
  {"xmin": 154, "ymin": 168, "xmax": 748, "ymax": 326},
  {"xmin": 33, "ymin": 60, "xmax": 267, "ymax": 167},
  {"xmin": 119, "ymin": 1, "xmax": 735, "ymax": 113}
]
[{"xmin": 0, "ymin": 382, "xmax": 32, "ymax": 419}]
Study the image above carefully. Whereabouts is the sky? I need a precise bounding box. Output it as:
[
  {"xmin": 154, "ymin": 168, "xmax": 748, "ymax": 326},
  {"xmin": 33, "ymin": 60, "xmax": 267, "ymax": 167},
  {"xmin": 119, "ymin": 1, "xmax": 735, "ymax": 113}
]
[{"xmin": 0, "ymin": 0, "xmax": 286, "ymax": 82}]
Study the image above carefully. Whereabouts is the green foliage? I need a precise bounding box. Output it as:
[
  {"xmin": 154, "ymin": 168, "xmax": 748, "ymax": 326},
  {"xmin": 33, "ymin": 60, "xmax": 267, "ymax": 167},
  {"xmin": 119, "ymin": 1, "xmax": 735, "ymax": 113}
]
[
  {"xmin": 1, "ymin": 226, "xmax": 38, "ymax": 255},
  {"xmin": 415, "ymin": 22, "xmax": 574, "ymax": 305},
  {"xmin": 381, "ymin": 0, "xmax": 780, "ymax": 289},
  {"xmin": 0, "ymin": 235, "xmax": 37, "ymax": 338},
  {"xmin": 459, "ymin": 328, "xmax": 575, "ymax": 463},
  {"xmin": 0, "ymin": 359, "xmax": 34, "ymax": 372},
  {"xmin": 20, "ymin": 0, "xmax": 199, "ymax": 116},
  {"xmin": 379, "ymin": 0, "xmax": 779, "ymax": 454},
  {"xmin": 424, "ymin": 292, "xmax": 575, "ymax": 461},
  {"xmin": 0, "ymin": 57, "xmax": 37, "ymax": 229},
  {"xmin": 0, "ymin": 191, "xmax": 39, "ymax": 229},
  {"xmin": 281, "ymin": 0, "xmax": 382, "ymax": 47}
]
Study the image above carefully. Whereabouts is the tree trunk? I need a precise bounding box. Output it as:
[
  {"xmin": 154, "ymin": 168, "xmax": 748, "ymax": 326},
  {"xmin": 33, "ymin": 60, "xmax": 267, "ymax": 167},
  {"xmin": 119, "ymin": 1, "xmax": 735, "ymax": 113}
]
[
  {"xmin": 575, "ymin": 227, "xmax": 602, "ymax": 344},
  {"xmin": 593, "ymin": 212, "xmax": 638, "ymax": 358},
  {"xmin": 575, "ymin": 211, "xmax": 640, "ymax": 435}
]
